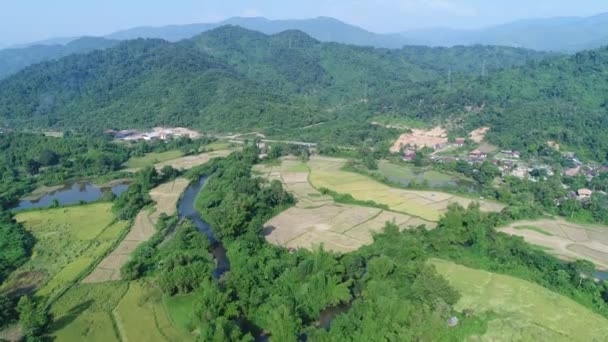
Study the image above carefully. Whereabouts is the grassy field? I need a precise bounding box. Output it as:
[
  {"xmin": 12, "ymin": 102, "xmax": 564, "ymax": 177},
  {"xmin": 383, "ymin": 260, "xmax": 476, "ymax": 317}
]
[
  {"xmin": 203, "ymin": 141, "xmax": 233, "ymax": 151},
  {"xmin": 164, "ymin": 293, "xmax": 197, "ymax": 333},
  {"xmin": 123, "ymin": 150, "xmax": 183, "ymax": 169},
  {"xmin": 1, "ymin": 204, "xmax": 128, "ymax": 298},
  {"xmin": 432, "ymin": 259, "xmax": 608, "ymax": 341},
  {"xmin": 308, "ymin": 156, "xmax": 503, "ymax": 222},
  {"xmin": 49, "ymin": 282, "xmax": 128, "ymax": 342},
  {"xmin": 114, "ymin": 281, "xmax": 194, "ymax": 342}
]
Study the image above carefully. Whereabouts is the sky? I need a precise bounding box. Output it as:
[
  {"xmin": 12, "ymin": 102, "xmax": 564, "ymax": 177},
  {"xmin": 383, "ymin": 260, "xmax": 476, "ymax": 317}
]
[{"xmin": 2, "ymin": 0, "xmax": 608, "ymax": 47}]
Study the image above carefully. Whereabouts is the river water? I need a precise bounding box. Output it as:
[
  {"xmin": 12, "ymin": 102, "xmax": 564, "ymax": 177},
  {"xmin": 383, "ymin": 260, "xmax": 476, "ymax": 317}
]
[
  {"xmin": 16, "ymin": 182, "xmax": 128, "ymax": 210},
  {"xmin": 177, "ymin": 176, "xmax": 230, "ymax": 277}
]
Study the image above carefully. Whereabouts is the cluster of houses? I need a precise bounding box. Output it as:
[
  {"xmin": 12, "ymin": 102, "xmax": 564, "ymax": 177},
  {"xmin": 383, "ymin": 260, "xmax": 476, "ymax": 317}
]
[{"xmin": 104, "ymin": 127, "xmax": 200, "ymax": 142}]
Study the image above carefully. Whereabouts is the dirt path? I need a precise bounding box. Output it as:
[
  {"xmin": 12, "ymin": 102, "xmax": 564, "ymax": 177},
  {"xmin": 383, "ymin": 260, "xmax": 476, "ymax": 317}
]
[{"xmin": 83, "ymin": 179, "xmax": 190, "ymax": 283}]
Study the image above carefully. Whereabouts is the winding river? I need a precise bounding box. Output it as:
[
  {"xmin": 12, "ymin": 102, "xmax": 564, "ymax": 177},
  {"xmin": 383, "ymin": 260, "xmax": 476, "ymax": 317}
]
[{"xmin": 177, "ymin": 176, "xmax": 230, "ymax": 277}]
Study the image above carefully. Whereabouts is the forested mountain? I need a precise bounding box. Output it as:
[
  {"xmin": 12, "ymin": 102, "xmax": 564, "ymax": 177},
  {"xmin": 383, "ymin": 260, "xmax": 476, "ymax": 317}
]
[
  {"xmin": 2, "ymin": 26, "xmax": 607, "ymax": 161},
  {"xmin": 0, "ymin": 37, "xmax": 118, "ymax": 79},
  {"xmin": 401, "ymin": 13, "xmax": 608, "ymax": 52},
  {"xmin": 394, "ymin": 47, "xmax": 608, "ymax": 161},
  {"xmin": 0, "ymin": 26, "xmax": 552, "ymax": 141}
]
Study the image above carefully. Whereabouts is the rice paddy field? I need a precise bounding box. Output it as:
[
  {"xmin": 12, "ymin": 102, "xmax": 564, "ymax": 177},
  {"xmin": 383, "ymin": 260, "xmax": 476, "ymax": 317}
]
[
  {"xmin": 123, "ymin": 150, "xmax": 184, "ymax": 169},
  {"xmin": 308, "ymin": 156, "xmax": 504, "ymax": 221},
  {"xmin": 1, "ymin": 204, "xmax": 128, "ymax": 298},
  {"xmin": 50, "ymin": 280, "xmax": 193, "ymax": 342},
  {"xmin": 114, "ymin": 281, "xmax": 194, "ymax": 342},
  {"xmin": 84, "ymin": 178, "xmax": 190, "ymax": 283},
  {"xmin": 49, "ymin": 282, "xmax": 128, "ymax": 342},
  {"xmin": 499, "ymin": 218, "xmax": 608, "ymax": 270},
  {"xmin": 432, "ymin": 259, "xmax": 608, "ymax": 341},
  {"xmin": 153, "ymin": 150, "xmax": 233, "ymax": 171},
  {"xmin": 256, "ymin": 157, "xmax": 436, "ymax": 253}
]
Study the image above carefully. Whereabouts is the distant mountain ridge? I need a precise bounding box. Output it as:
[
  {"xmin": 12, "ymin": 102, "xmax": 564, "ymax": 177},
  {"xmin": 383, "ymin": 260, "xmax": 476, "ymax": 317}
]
[
  {"xmin": 400, "ymin": 13, "xmax": 608, "ymax": 52},
  {"xmin": 0, "ymin": 37, "xmax": 119, "ymax": 79}
]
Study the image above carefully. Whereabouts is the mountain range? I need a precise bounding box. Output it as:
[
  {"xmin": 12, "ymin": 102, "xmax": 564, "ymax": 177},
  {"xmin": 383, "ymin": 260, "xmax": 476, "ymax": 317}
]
[
  {"xmin": 1, "ymin": 25, "xmax": 608, "ymax": 161},
  {"xmin": 2, "ymin": 14, "xmax": 607, "ymax": 79},
  {"xmin": 11, "ymin": 13, "xmax": 608, "ymax": 52}
]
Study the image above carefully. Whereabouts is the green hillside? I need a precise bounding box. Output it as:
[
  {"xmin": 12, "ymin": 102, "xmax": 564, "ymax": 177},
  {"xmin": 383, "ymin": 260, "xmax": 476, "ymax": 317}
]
[{"xmin": 3, "ymin": 26, "xmax": 605, "ymax": 159}]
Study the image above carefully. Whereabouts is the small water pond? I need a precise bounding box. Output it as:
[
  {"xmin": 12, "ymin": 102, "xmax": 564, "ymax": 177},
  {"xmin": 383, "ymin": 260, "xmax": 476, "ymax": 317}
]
[
  {"xmin": 16, "ymin": 182, "xmax": 128, "ymax": 211},
  {"xmin": 377, "ymin": 162, "xmax": 480, "ymax": 192}
]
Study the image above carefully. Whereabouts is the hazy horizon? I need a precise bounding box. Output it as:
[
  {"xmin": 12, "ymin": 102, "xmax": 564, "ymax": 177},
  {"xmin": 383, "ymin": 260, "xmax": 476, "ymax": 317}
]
[{"xmin": 2, "ymin": 0, "xmax": 608, "ymax": 47}]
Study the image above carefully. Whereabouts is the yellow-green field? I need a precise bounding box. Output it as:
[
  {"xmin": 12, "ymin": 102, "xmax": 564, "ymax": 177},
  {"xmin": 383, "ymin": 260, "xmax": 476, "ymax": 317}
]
[
  {"xmin": 49, "ymin": 282, "xmax": 128, "ymax": 341},
  {"xmin": 308, "ymin": 156, "xmax": 503, "ymax": 221},
  {"xmin": 1, "ymin": 204, "xmax": 128, "ymax": 298},
  {"xmin": 432, "ymin": 259, "xmax": 608, "ymax": 341},
  {"xmin": 114, "ymin": 281, "xmax": 194, "ymax": 342},
  {"xmin": 123, "ymin": 150, "xmax": 184, "ymax": 169}
]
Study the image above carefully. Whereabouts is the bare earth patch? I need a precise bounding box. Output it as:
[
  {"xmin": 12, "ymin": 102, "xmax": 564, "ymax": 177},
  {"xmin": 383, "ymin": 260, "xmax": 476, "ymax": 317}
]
[
  {"xmin": 469, "ymin": 126, "xmax": 490, "ymax": 143},
  {"xmin": 390, "ymin": 126, "xmax": 448, "ymax": 153},
  {"xmin": 83, "ymin": 179, "xmax": 190, "ymax": 283},
  {"xmin": 500, "ymin": 219, "xmax": 608, "ymax": 269}
]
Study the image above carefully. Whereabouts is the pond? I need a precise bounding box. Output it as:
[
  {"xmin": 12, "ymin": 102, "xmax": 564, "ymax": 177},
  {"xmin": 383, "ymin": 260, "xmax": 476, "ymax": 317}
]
[
  {"xmin": 16, "ymin": 182, "xmax": 128, "ymax": 211},
  {"xmin": 177, "ymin": 176, "xmax": 230, "ymax": 278},
  {"xmin": 378, "ymin": 162, "xmax": 480, "ymax": 192},
  {"xmin": 595, "ymin": 270, "xmax": 608, "ymax": 281}
]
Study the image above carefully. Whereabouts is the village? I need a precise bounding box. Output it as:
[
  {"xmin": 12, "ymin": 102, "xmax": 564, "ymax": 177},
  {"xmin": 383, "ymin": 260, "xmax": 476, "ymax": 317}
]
[
  {"xmin": 103, "ymin": 127, "xmax": 201, "ymax": 141},
  {"xmin": 393, "ymin": 126, "xmax": 608, "ymax": 202}
]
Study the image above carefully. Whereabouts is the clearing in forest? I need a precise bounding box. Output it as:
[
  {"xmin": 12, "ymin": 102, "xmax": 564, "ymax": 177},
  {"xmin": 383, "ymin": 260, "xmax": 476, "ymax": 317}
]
[
  {"xmin": 390, "ymin": 126, "xmax": 448, "ymax": 153},
  {"xmin": 432, "ymin": 259, "xmax": 608, "ymax": 341},
  {"xmin": 307, "ymin": 156, "xmax": 504, "ymax": 221},
  {"xmin": 255, "ymin": 157, "xmax": 436, "ymax": 253},
  {"xmin": 84, "ymin": 179, "xmax": 190, "ymax": 283},
  {"xmin": 499, "ymin": 218, "xmax": 608, "ymax": 269},
  {"xmin": 0, "ymin": 204, "xmax": 128, "ymax": 298}
]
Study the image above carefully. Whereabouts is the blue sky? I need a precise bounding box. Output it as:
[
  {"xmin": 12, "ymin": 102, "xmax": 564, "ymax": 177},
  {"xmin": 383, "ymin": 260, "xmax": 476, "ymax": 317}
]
[{"xmin": 2, "ymin": 0, "xmax": 608, "ymax": 47}]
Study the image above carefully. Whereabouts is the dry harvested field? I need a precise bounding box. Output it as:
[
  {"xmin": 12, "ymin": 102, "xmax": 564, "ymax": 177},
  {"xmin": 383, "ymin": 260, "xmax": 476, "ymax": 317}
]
[
  {"xmin": 154, "ymin": 150, "xmax": 232, "ymax": 171},
  {"xmin": 308, "ymin": 156, "xmax": 504, "ymax": 221},
  {"xmin": 257, "ymin": 157, "xmax": 436, "ymax": 253},
  {"xmin": 125, "ymin": 150, "xmax": 233, "ymax": 172},
  {"xmin": 500, "ymin": 218, "xmax": 608, "ymax": 269},
  {"xmin": 83, "ymin": 179, "xmax": 190, "ymax": 283},
  {"xmin": 390, "ymin": 126, "xmax": 448, "ymax": 153}
]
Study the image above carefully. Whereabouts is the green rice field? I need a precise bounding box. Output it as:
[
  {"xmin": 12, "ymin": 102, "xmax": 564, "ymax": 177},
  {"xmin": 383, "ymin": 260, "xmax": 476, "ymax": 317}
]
[
  {"xmin": 432, "ymin": 259, "xmax": 608, "ymax": 341},
  {"xmin": 1, "ymin": 204, "xmax": 128, "ymax": 298}
]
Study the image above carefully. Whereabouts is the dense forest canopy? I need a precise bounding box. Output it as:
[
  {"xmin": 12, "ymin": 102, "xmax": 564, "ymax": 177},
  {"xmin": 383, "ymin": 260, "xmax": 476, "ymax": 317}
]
[
  {"xmin": 1, "ymin": 26, "xmax": 607, "ymax": 161},
  {"xmin": 0, "ymin": 27, "xmax": 555, "ymax": 144}
]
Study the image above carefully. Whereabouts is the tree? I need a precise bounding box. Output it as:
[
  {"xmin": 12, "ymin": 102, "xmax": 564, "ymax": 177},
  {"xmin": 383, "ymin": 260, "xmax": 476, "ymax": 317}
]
[
  {"xmin": 38, "ymin": 149, "xmax": 59, "ymax": 167},
  {"xmin": 17, "ymin": 296, "xmax": 50, "ymax": 339}
]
